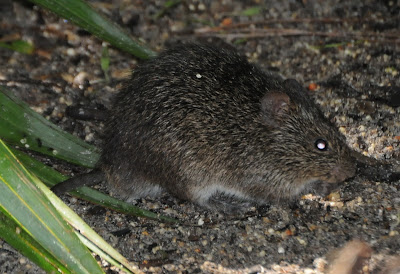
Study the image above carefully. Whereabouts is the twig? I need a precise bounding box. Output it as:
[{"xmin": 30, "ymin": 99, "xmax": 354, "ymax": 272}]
[
  {"xmin": 194, "ymin": 16, "xmax": 398, "ymax": 33},
  {"xmin": 194, "ymin": 28, "xmax": 400, "ymax": 44}
]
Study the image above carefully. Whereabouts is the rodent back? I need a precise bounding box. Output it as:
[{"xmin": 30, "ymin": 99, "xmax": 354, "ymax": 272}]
[{"xmin": 102, "ymin": 43, "xmax": 282, "ymax": 165}]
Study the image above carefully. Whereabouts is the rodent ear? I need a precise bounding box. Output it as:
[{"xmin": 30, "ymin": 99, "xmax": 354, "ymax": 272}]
[{"xmin": 260, "ymin": 92, "xmax": 291, "ymax": 127}]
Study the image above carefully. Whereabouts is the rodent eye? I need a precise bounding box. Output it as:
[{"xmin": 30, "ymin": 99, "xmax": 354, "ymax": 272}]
[{"xmin": 315, "ymin": 138, "xmax": 328, "ymax": 151}]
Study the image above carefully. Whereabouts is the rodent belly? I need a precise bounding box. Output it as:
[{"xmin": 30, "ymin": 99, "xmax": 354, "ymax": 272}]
[{"xmin": 192, "ymin": 184, "xmax": 250, "ymax": 205}]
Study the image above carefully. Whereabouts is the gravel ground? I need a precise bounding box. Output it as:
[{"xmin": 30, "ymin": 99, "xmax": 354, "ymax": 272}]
[{"xmin": 0, "ymin": 0, "xmax": 399, "ymax": 273}]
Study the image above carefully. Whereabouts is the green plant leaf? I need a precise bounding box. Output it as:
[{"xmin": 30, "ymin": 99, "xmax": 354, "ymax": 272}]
[
  {"xmin": 12, "ymin": 148, "xmax": 178, "ymax": 224},
  {"xmin": 33, "ymin": 166, "xmax": 142, "ymax": 274},
  {"xmin": 154, "ymin": 0, "xmax": 181, "ymax": 19},
  {"xmin": 241, "ymin": 6, "xmax": 261, "ymax": 16},
  {"xmin": 0, "ymin": 85, "xmax": 177, "ymax": 223},
  {"xmin": 75, "ymin": 232, "xmax": 138, "ymax": 273},
  {"xmin": 0, "ymin": 85, "xmax": 100, "ymax": 168},
  {"xmin": 73, "ymin": 186, "xmax": 179, "ymax": 223},
  {"xmin": 0, "ymin": 209, "xmax": 69, "ymax": 273},
  {"xmin": 0, "ymin": 139, "xmax": 104, "ymax": 273},
  {"xmin": 28, "ymin": 0, "xmax": 156, "ymax": 59},
  {"xmin": 165, "ymin": 0, "xmax": 181, "ymax": 8},
  {"xmin": 233, "ymin": 38, "xmax": 247, "ymax": 45},
  {"xmin": 4, "ymin": 145, "xmax": 142, "ymax": 273},
  {"xmin": 0, "ymin": 40, "xmax": 35, "ymax": 54}
]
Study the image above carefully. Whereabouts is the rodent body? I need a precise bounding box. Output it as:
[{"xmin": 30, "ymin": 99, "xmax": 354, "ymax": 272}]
[{"xmin": 96, "ymin": 43, "xmax": 356, "ymax": 213}]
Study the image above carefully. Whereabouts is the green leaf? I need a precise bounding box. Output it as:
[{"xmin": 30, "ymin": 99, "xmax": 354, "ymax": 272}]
[
  {"xmin": 75, "ymin": 232, "xmax": 138, "ymax": 273},
  {"xmin": 0, "ymin": 85, "xmax": 100, "ymax": 168},
  {"xmin": 74, "ymin": 187, "xmax": 179, "ymax": 223},
  {"xmin": 0, "ymin": 85, "xmax": 177, "ymax": 223},
  {"xmin": 241, "ymin": 6, "xmax": 261, "ymax": 16},
  {"xmin": 7, "ymin": 148, "xmax": 147, "ymax": 273},
  {"xmin": 310, "ymin": 42, "xmax": 347, "ymax": 50},
  {"xmin": 0, "ymin": 139, "xmax": 104, "ymax": 273},
  {"xmin": 12, "ymin": 148, "xmax": 178, "ymax": 224},
  {"xmin": 233, "ymin": 38, "xmax": 247, "ymax": 45},
  {"xmin": 34, "ymin": 169, "xmax": 142, "ymax": 273},
  {"xmin": 165, "ymin": 0, "xmax": 181, "ymax": 8},
  {"xmin": 154, "ymin": 0, "xmax": 181, "ymax": 19},
  {"xmin": 0, "ymin": 210, "xmax": 69, "ymax": 273},
  {"xmin": 28, "ymin": 0, "xmax": 156, "ymax": 59},
  {"xmin": 0, "ymin": 40, "xmax": 35, "ymax": 54}
]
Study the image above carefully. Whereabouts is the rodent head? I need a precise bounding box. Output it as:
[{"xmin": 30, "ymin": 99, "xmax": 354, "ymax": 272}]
[{"xmin": 260, "ymin": 79, "xmax": 356, "ymax": 199}]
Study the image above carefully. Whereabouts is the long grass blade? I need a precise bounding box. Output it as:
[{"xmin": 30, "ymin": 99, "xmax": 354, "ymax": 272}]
[
  {"xmin": 0, "ymin": 139, "xmax": 104, "ymax": 273},
  {"xmin": 12, "ymin": 148, "xmax": 179, "ymax": 223},
  {"xmin": 34, "ymin": 165, "xmax": 143, "ymax": 273},
  {"xmin": 28, "ymin": 0, "xmax": 156, "ymax": 59},
  {"xmin": 0, "ymin": 85, "xmax": 100, "ymax": 168},
  {"xmin": 0, "ymin": 209, "xmax": 69, "ymax": 273}
]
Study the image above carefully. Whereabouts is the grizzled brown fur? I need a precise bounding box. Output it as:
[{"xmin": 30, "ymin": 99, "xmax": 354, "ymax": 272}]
[
  {"xmin": 53, "ymin": 43, "xmax": 356, "ymax": 213},
  {"xmin": 99, "ymin": 43, "xmax": 355, "ymax": 213}
]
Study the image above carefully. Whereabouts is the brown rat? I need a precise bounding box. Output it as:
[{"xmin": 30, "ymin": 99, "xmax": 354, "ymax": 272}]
[{"xmin": 52, "ymin": 43, "xmax": 357, "ymax": 213}]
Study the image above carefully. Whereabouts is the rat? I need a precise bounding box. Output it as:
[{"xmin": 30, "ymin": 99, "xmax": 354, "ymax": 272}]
[{"xmin": 52, "ymin": 42, "xmax": 358, "ymax": 214}]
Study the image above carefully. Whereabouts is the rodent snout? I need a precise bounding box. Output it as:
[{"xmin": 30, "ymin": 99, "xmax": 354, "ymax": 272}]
[{"xmin": 331, "ymin": 162, "xmax": 356, "ymax": 183}]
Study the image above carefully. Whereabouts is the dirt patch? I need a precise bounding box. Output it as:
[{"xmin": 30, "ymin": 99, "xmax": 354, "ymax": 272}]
[{"xmin": 0, "ymin": 0, "xmax": 399, "ymax": 273}]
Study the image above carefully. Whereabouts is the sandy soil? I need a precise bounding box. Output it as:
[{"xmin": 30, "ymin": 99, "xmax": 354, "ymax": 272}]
[{"xmin": 0, "ymin": 0, "xmax": 399, "ymax": 273}]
